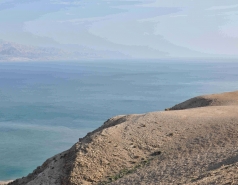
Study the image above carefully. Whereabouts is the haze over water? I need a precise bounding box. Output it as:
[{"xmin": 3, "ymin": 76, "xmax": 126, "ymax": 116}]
[{"xmin": 0, "ymin": 60, "xmax": 238, "ymax": 180}]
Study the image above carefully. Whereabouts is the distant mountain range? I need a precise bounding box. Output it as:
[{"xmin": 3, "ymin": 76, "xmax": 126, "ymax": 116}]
[
  {"xmin": 0, "ymin": 41, "xmax": 68, "ymax": 61},
  {"xmin": 0, "ymin": 40, "xmax": 128, "ymax": 61}
]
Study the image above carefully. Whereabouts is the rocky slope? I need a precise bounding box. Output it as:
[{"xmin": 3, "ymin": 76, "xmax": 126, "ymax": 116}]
[
  {"xmin": 8, "ymin": 91, "xmax": 238, "ymax": 185},
  {"xmin": 166, "ymin": 90, "xmax": 238, "ymax": 110},
  {"xmin": 0, "ymin": 181, "xmax": 13, "ymax": 185}
]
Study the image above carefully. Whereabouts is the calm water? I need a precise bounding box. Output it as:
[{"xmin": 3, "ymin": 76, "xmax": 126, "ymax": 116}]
[{"xmin": 0, "ymin": 60, "xmax": 238, "ymax": 180}]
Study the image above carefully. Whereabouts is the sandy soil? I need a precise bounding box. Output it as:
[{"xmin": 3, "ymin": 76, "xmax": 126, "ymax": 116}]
[{"xmin": 8, "ymin": 91, "xmax": 238, "ymax": 185}]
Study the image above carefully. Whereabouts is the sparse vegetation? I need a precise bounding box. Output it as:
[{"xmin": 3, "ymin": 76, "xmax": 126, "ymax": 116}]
[{"xmin": 97, "ymin": 157, "xmax": 155, "ymax": 185}]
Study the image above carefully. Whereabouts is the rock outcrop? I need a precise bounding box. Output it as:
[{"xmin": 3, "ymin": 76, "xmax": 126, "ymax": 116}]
[{"xmin": 9, "ymin": 91, "xmax": 238, "ymax": 185}]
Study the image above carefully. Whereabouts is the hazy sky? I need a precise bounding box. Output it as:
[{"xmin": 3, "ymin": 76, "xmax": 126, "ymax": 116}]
[{"xmin": 1, "ymin": 0, "xmax": 238, "ymax": 59}]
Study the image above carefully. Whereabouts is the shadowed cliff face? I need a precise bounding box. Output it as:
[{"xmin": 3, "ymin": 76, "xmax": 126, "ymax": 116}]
[{"xmin": 9, "ymin": 90, "xmax": 238, "ymax": 185}]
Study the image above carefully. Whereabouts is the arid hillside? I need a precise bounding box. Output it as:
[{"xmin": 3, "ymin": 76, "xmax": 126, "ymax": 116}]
[{"xmin": 8, "ymin": 91, "xmax": 238, "ymax": 185}]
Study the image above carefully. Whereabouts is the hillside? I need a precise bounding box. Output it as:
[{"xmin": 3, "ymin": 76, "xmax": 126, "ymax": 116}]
[{"xmin": 7, "ymin": 91, "xmax": 238, "ymax": 185}]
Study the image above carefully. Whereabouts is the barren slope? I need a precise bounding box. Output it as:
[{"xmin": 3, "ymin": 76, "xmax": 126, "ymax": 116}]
[
  {"xmin": 0, "ymin": 181, "xmax": 13, "ymax": 185},
  {"xmin": 9, "ymin": 90, "xmax": 238, "ymax": 185},
  {"xmin": 166, "ymin": 90, "xmax": 238, "ymax": 110}
]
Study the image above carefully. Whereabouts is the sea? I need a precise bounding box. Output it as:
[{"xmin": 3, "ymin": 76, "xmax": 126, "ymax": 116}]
[{"xmin": 0, "ymin": 59, "xmax": 238, "ymax": 181}]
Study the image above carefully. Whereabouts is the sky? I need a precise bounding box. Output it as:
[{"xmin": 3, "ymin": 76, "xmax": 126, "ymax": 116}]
[{"xmin": 0, "ymin": 0, "xmax": 238, "ymax": 59}]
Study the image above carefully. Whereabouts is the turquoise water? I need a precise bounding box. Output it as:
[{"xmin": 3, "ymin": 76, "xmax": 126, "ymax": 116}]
[{"xmin": 0, "ymin": 60, "xmax": 238, "ymax": 180}]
